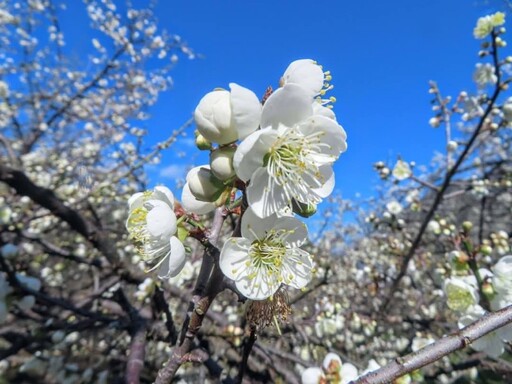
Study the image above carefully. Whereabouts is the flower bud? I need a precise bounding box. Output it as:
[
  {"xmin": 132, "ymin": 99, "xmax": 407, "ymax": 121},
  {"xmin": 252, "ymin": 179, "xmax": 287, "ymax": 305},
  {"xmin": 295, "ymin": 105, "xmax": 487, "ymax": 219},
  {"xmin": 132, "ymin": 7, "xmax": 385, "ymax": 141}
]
[
  {"xmin": 194, "ymin": 84, "xmax": 261, "ymax": 145},
  {"xmin": 195, "ymin": 131, "xmax": 212, "ymax": 150},
  {"xmin": 447, "ymin": 140, "xmax": 458, "ymax": 152},
  {"xmin": 292, "ymin": 199, "xmax": 317, "ymax": 218},
  {"xmin": 462, "ymin": 221, "xmax": 473, "ymax": 233},
  {"xmin": 429, "ymin": 116, "xmax": 441, "ymax": 128},
  {"xmin": 210, "ymin": 146, "xmax": 236, "ymax": 181},
  {"xmin": 194, "ymin": 90, "xmax": 237, "ymax": 145},
  {"xmin": 187, "ymin": 166, "xmax": 224, "ymax": 202},
  {"xmin": 480, "ymin": 244, "xmax": 493, "ymax": 256}
]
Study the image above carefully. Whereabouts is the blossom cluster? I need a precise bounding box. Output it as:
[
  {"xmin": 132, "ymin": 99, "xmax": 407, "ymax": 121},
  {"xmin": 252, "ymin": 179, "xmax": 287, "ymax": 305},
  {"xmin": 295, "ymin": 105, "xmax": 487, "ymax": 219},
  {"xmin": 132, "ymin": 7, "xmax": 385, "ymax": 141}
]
[
  {"xmin": 443, "ymin": 255, "xmax": 512, "ymax": 357},
  {"xmin": 126, "ymin": 59, "xmax": 347, "ymax": 301}
]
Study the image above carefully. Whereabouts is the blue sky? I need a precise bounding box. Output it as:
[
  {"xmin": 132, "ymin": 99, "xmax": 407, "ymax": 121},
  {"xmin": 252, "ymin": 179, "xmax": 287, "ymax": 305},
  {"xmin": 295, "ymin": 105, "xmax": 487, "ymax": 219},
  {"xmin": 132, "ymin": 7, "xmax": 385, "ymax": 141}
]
[{"xmin": 62, "ymin": 0, "xmax": 505, "ymax": 200}]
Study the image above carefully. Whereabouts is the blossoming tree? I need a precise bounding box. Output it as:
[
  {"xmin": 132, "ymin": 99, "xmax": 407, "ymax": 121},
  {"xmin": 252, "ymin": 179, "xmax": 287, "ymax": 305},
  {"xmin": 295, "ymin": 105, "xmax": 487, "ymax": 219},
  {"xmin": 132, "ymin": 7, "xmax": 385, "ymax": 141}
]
[{"xmin": 1, "ymin": 2, "xmax": 512, "ymax": 384}]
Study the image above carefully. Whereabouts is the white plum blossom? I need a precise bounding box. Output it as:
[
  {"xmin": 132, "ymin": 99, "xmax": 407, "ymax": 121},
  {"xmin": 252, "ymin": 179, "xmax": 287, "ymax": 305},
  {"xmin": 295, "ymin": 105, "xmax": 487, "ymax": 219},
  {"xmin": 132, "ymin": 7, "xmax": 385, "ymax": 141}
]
[
  {"xmin": 301, "ymin": 353, "xmax": 359, "ymax": 384},
  {"xmin": 301, "ymin": 366, "xmax": 323, "ymax": 384},
  {"xmin": 473, "ymin": 63, "xmax": 497, "ymax": 88},
  {"xmin": 444, "ymin": 276, "xmax": 479, "ymax": 312},
  {"xmin": 194, "ymin": 83, "xmax": 262, "ymax": 145},
  {"xmin": 491, "ymin": 255, "xmax": 512, "ymax": 309},
  {"xmin": 386, "ymin": 200, "xmax": 403, "ymax": 215},
  {"xmin": 459, "ymin": 304, "xmax": 512, "ymax": 357},
  {"xmin": 234, "ymin": 83, "xmax": 347, "ymax": 217},
  {"xmin": 462, "ymin": 97, "xmax": 484, "ymax": 121},
  {"xmin": 126, "ymin": 186, "xmax": 186, "ymax": 279},
  {"xmin": 473, "ymin": 12, "xmax": 505, "ymax": 39},
  {"xmin": 502, "ymin": 97, "xmax": 512, "ymax": 124},
  {"xmin": 392, "ymin": 160, "xmax": 412, "ymax": 181},
  {"xmin": 219, "ymin": 207, "xmax": 313, "ymax": 300}
]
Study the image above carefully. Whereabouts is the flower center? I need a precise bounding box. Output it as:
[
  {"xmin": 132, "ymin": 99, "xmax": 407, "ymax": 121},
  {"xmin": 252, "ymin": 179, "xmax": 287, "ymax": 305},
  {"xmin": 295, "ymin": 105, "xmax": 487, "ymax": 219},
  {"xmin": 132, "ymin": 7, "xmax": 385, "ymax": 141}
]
[
  {"xmin": 264, "ymin": 127, "xmax": 329, "ymax": 203},
  {"xmin": 127, "ymin": 207, "xmax": 149, "ymax": 244},
  {"xmin": 248, "ymin": 235, "xmax": 286, "ymax": 276}
]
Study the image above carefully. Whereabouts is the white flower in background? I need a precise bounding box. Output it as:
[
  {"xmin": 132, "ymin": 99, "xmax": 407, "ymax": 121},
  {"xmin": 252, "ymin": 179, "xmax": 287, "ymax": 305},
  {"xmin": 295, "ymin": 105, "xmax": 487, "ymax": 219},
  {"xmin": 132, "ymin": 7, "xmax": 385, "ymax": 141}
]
[
  {"xmin": 301, "ymin": 366, "xmax": 323, "ymax": 384},
  {"xmin": 447, "ymin": 140, "xmax": 458, "ymax": 152},
  {"xmin": 301, "ymin": 353, "xmax": 358, "ymax": 384},
  {"xmin": 444, "ymin": 276, "xmax": 479, "ymax": 312},
  {"xmin": 491, "ymin": 255, "xmax": 512, "ymax": 309},
  {"xmin": 134, "ymin": 277, "xmax": 155, "ymax": 301},
  {"xmin": 473, "ymin": 12, "xmax": 505, "ymax": 39},
  {"xmin": 0, "ymin": 206, "xmax": 11, "ymax": 225},
  {"xmin": 219, "ymin": 207, "xmax": 313, "ymax": 300},
  {"xmin": 502, "ymin": 97, "xmax": 512, "ymax": 124},
  {"xmin": 0, "ymin": 81, "xmax": 8, "ymax": 98},
  {"xmin": 392, "ymin": 160, "xmax": 412, "ymax": 181},
  {"xmin": 194, "ymin": 83, "xmax": 262, "ymax": 145},
  {"xmin": 462, "ymin": 97, "xmax": 484, "ymax": 121},
  {"xmin": 386, "ymin": 200, "xmax": 403, "ymax": 215},
  {"xmin": 234, "ymin": 84, "xmax": 347, "ymax": 217},
  {"xmin": 473, "ymin": 63, "xmax": 497, "ymax": 88},
  {"xmin": 126, "ymin": 186, "xmax": 186, "ymax": 279},
  {"xmin": 427, "ymin": 220, "xmax": 441, "ymax": 234},
  {"xmin": 459, "ymin": 304, "xmax": 512, "ymax": 357}
]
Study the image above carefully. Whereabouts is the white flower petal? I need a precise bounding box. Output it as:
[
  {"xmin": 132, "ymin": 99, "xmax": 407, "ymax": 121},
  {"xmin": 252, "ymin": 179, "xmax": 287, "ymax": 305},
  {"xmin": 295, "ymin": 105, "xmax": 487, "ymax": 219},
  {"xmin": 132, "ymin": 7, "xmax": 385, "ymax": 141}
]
[
  {"xmin": 273, "ymin": 216, "xmax": 308, "ymax": 247},
  {"xmin": 322, "ymin": 352, "xmax": 342, "ymax": 371},
  {"xmin": 219, "ymin": 238, "xmax": 252, "ymax": 281},
  {"xmin": 181, "ymin": 183, "xmax": 216, "ymax": 215},
  {"xmin": 281, "ymin": 249, "xmax": 313, "ymax": 289},
  {"xmin": 301, "ymin": 367, "xmax": 323, "ymax": 384},
  {"xmin": 492, "ymin": 255, "xmax": 512, "ymax": 294},
  {"xmin": 297, "ymin": 115, "xmax": 347, "ymax": 159},
  {"xmin": 158, "ymin": 236, "xmax": 186, "ymax": 279},
  {"xmin": 312, "ymin": 101, "xmax": 336, "ymax": 120},
  {"xmin": 234, "ymin": 128, "xmax": 278, "ymax": 182},
  {"xmin": 229, "ymin": 83, "xmax": 262, "ymax": 140},
  {"xmin": 145, "ymin": 201, "xmax": 177, "ymax": 238},
  {"xmin": 247, "ymin": 167, "xmax": 289, "ymax": 218},
  {"xmin": 311, "ymin": 165, "xmax": 335, "ymax": 199},
  {"xmin": 341, "ymin": 363, "xmax": 359, "ymax": 383},
  {"xmin": 237, "ymin": 266, "xmax": 281, "ymax": 300},
  {"xmin": 153, "ymin": 186, "xmax": 175, "ymax": 209},
  {"xmin": 281, "ymin": 59, "xmax": 324, "ymax": 97},
  {"xmin": 241, "ymin": 206, "xmax": 279, "ymax": 241},
  {"xmin": 128, "ymin": 192, "xmax": 144, "ymax": 210},
  {"xmin": 260, "ymin": 84, "xmax": 313, "ymax": 130}
]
